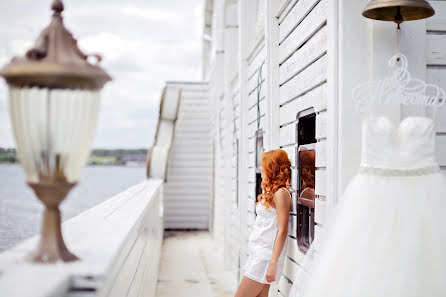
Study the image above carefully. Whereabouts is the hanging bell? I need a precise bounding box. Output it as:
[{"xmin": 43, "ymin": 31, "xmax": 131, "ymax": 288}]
[{"xmin": 362, "ymin": 0, "xmax": 435, "ymax": 24}]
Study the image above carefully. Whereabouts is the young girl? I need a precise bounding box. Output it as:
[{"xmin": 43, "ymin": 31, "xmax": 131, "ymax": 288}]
[{"xmin": 235, "ymin": 149, "xmax": 292, "ymax": 297}]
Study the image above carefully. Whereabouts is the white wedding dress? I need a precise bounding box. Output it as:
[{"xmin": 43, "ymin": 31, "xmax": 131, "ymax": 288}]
[{"xmin": 290, "ymin": 116, "xmax": 446, "ymax": 297}]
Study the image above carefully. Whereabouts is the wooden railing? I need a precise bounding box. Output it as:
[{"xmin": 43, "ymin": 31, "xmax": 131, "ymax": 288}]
[{"xmin": 0, "ymin": 178, "xmax": 164, "ymax": 297}]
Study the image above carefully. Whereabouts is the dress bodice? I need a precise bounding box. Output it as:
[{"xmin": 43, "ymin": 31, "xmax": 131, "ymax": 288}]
[
  {"xmin": 248, "ymin": 188, "xmax": 291, "ymax": 260},
  {"xmin": 361, "ymin": 116, "xmax": 439, "ymax": 173}
]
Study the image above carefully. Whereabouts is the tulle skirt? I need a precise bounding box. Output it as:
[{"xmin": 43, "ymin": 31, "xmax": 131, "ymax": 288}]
[{"xmin": 290, "ymin": 170, "xmax": 446, "ymax": 297}]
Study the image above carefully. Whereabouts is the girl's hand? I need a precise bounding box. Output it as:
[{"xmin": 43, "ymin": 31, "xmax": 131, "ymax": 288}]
[{"xmin": 266, "ymin": 262, "xmax": 277, "ymax": 282}]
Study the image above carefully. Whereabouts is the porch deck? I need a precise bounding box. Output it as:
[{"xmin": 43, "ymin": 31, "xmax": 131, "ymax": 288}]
[{"xmin": 155, "ymin": 231, "xmax": 235, "ymax": 297}]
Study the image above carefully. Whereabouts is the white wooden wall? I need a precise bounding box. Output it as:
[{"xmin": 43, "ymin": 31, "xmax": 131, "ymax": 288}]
[
  {"xmin": 276, "ymin": 0, "xmax": 328, "ymax": 295},
  {"xmin": 426, "ymin": 1, "xmax": 446, "ymax": 172},
  {"xmin": 203, "ymin": 1, "xmax": 446, "ymax": 296},
  {"xmin": 163, "ymin": 82, "xmax": 213, "ymax": 229}
]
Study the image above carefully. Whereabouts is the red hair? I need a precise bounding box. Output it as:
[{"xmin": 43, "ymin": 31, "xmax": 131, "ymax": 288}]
[{"xmin": 257, "ymin": 149, "xmax": 291, "ymax": 210}]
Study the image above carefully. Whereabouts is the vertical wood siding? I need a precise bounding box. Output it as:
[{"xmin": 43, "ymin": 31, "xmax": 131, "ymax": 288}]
[
  {"xmin": 277, "ymin": 0, "xmax": 328, "ymax": 295},
  {"xmin": 164, "ymin": 83, "xmax": 212, "ymax": 229}
]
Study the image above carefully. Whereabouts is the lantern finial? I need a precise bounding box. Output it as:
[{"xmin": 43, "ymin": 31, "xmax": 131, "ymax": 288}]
[
  {"xmin": 0, "ymin": 0, "xmax": 111, "ymax": 90},
  {"xmin": 51, "ymin": 0, "xmax": 64, "ymax": 14}
]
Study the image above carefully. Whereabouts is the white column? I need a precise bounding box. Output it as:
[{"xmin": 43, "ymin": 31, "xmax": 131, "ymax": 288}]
[
  {"xmin": 326, "ymin": 0, "xmax": 339, "ymax": 212},
  {"xmin": 266, "ymin": 0, "xmax": 280, "ymax": 150},
  {"xmin": 223, "ymin": 0, "xmax": 239, "ymax": 271},
  {"xmin": 237, "ymin": 0, "xmax": 253, "ymax": 275}
]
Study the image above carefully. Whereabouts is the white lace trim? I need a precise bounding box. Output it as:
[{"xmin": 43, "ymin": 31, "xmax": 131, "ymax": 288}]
[{"xmin": 359, "ymin": 165, "xmax": 440, "ymax": 176}]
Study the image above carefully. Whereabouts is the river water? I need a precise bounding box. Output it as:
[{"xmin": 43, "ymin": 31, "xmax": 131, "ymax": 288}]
[{"xmin": 0, "ymin": 164, "xmax": 147, "ymax": 252}]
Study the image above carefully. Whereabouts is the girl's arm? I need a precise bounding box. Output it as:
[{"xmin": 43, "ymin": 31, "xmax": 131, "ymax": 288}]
[{"xmin": 265, "ymin": 189, "xmax": 291, "ymax": 282}]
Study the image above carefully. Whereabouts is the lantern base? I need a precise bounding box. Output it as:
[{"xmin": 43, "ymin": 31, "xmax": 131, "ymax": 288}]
[
  {"xmin": 28, "ymin": 180, "xmax": 79, "ymax": 263},
  {"xmin": 29, "ymin": 206, "xmax": 79, "ymax": 263}
]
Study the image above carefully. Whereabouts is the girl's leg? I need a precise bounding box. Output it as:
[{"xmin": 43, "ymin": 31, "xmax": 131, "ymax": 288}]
[
  {"xmin": 235, "ymin": 276, "xmax": 266, "ymax": 297},
  {"xmin": 257, "ymin": 284, "xmax": 270, "ymax": 297}
]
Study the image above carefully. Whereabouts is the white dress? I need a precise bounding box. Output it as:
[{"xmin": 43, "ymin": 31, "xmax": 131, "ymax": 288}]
[
  {"xmin": 243, "ymin": 187, "xmax": 292, "ymax": 284},
  {"xmin": 290, "ymin": 116, "xmax": 446, "ymax": 297}
]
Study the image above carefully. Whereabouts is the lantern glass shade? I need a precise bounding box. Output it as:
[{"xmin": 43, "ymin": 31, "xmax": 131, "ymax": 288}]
[{"xmin": 8, "ymin": 86, "xmax": 100, "ymax": 184}]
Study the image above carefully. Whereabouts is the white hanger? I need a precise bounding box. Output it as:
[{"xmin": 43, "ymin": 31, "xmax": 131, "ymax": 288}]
[{"xmin": 352, "ymin": 53, "xmax": 445, "ymax": 117}]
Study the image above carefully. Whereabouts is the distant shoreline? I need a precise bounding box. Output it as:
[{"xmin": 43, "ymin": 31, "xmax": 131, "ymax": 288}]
[{"xmin": 0, "ymin": 148, "xmax": 149, "ymax": 166}]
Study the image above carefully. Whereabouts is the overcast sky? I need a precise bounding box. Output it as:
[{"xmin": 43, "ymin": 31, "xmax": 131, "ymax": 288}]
[{"xmin": 0, "ymin": 0, "xmax": 204, "ymax": 149}]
